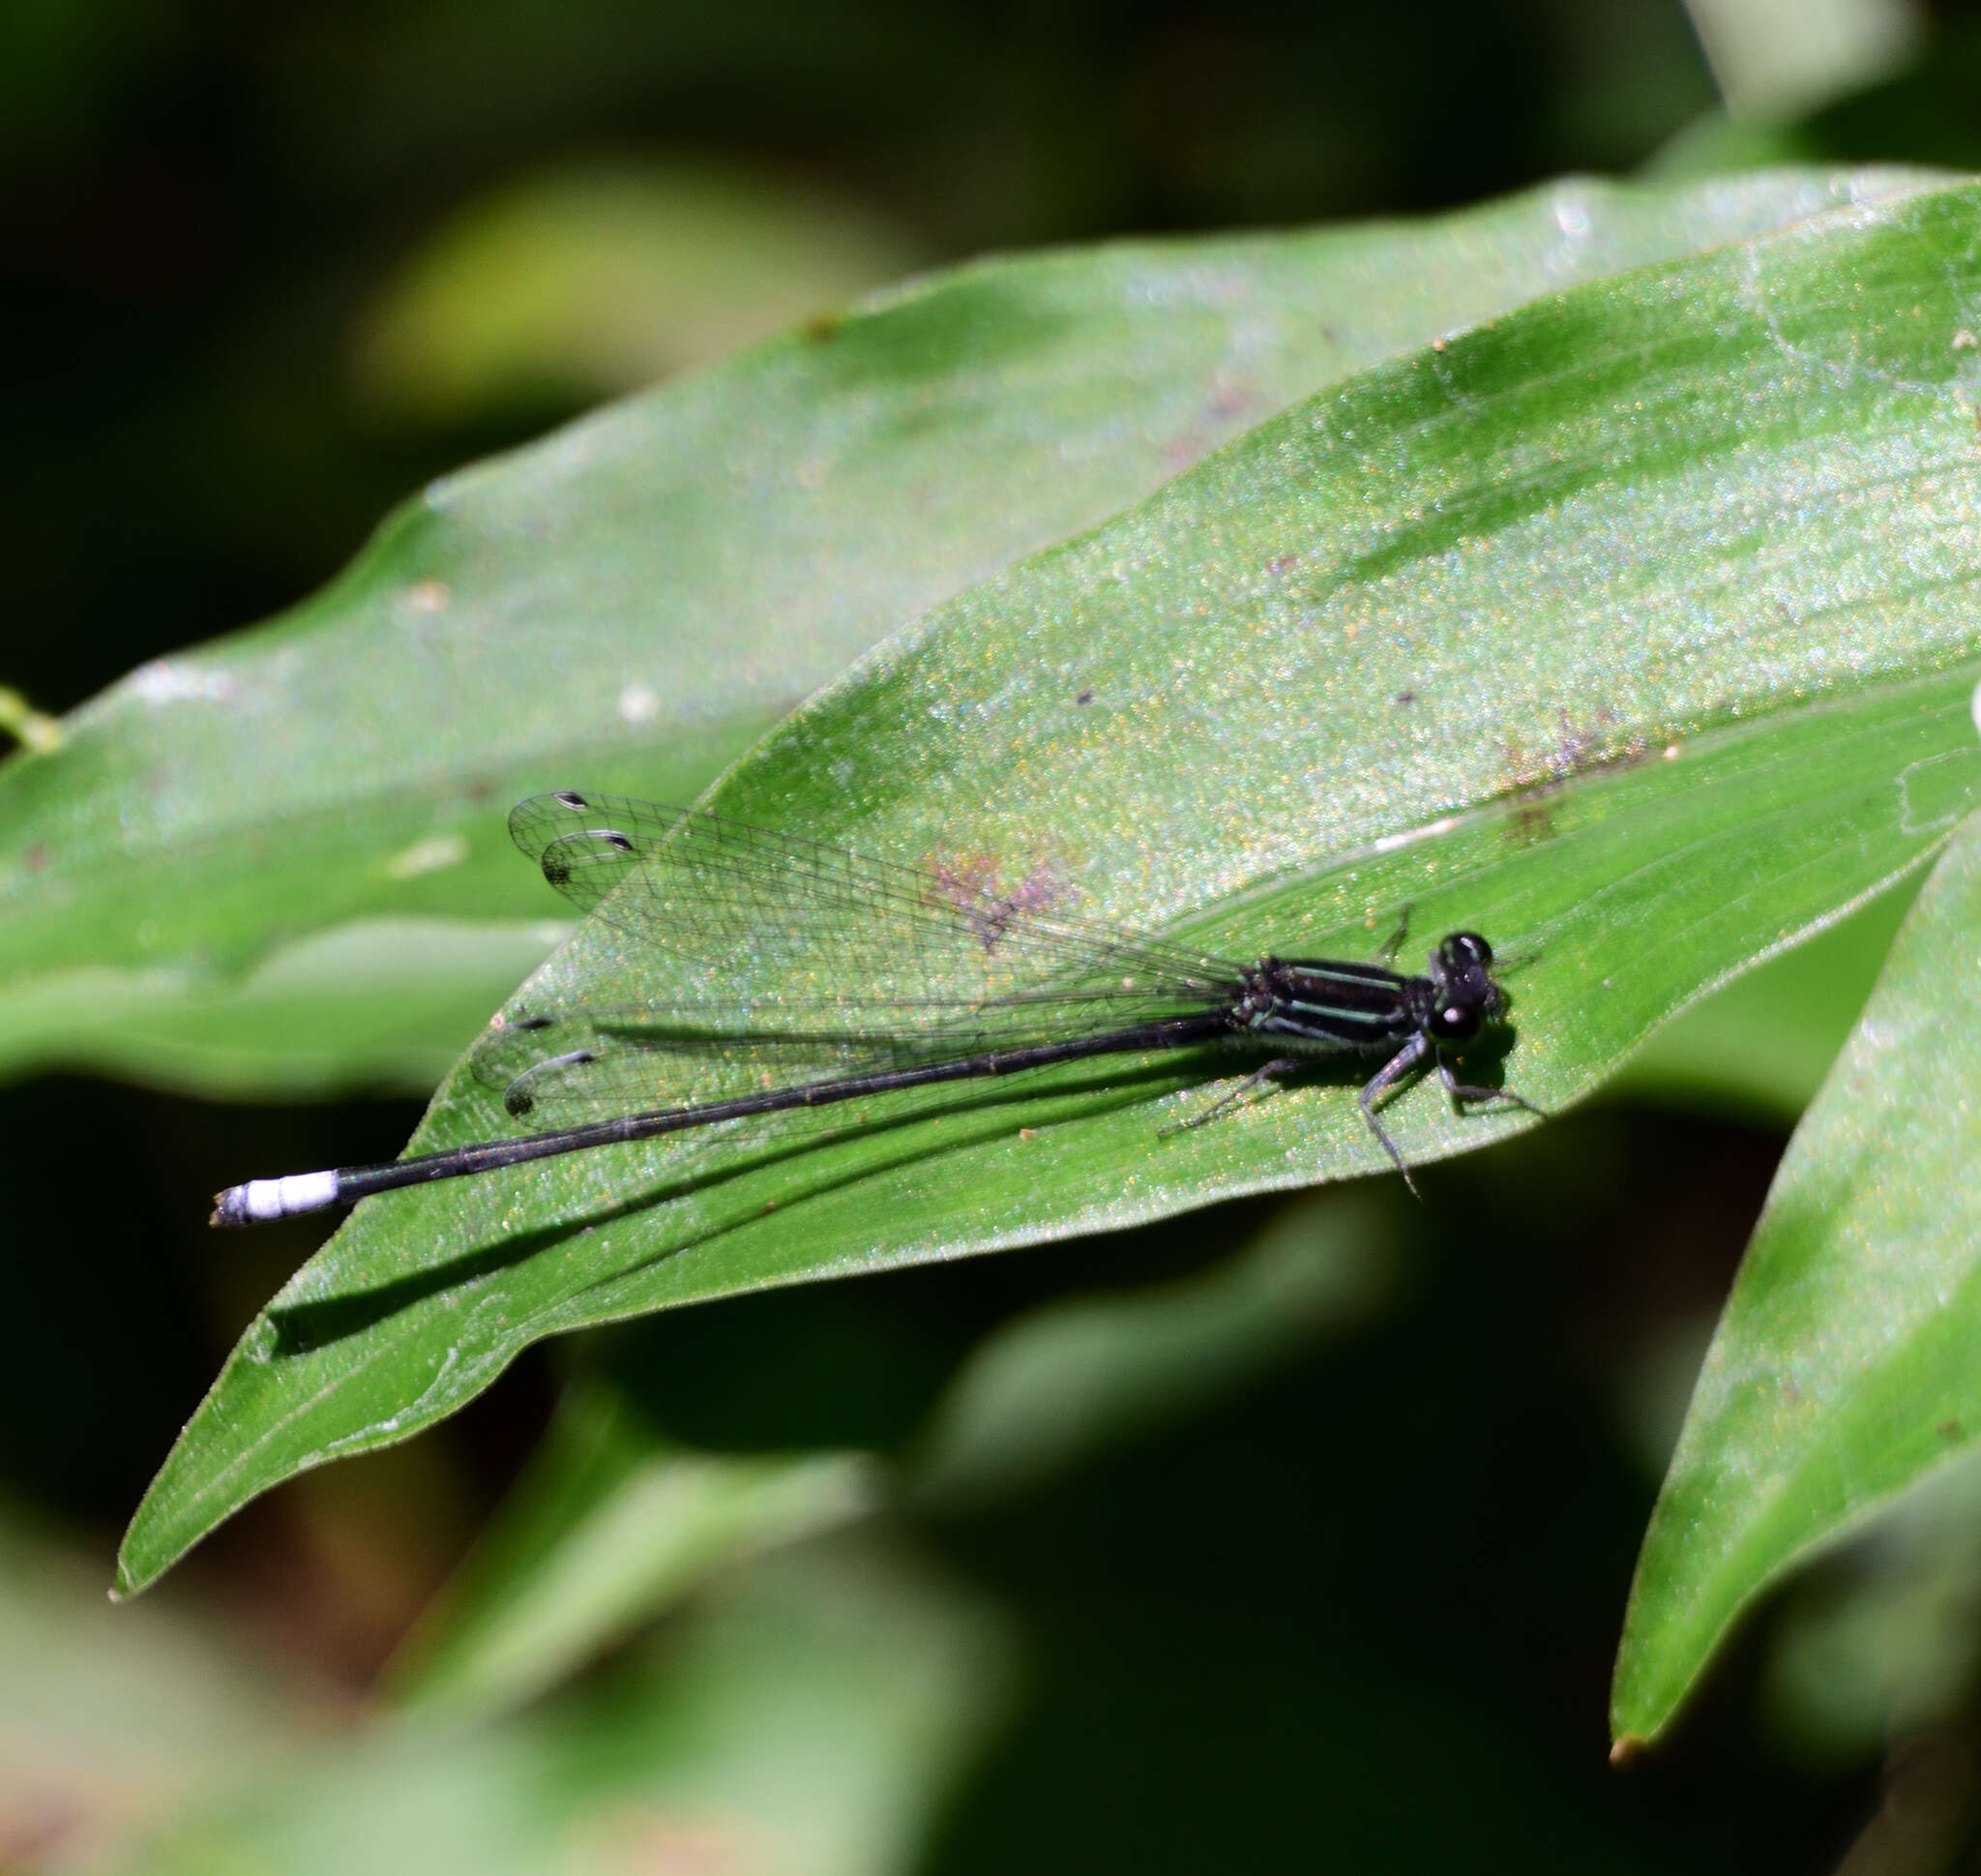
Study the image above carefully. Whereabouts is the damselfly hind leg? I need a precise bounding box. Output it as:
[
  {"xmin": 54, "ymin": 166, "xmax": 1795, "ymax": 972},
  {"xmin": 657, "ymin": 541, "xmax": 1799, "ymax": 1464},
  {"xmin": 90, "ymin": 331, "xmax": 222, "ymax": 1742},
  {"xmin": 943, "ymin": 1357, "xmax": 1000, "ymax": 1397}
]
[{"xmin": 1159, "ymin": 1057, "xmax": 1303, "ymax": 1138}]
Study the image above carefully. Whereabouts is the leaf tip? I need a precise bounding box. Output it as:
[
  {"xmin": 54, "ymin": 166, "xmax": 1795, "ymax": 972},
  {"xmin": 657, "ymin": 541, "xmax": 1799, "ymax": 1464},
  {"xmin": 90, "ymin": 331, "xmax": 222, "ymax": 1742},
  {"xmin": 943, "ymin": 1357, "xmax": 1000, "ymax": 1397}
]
[
  {"xmin": 111, "ymin": 1512, "xmax": 173, "ymax": 1602},
  {"xmin": 1608, "ymin": 1733, "xmax": 1650, "ymax": 1769}
]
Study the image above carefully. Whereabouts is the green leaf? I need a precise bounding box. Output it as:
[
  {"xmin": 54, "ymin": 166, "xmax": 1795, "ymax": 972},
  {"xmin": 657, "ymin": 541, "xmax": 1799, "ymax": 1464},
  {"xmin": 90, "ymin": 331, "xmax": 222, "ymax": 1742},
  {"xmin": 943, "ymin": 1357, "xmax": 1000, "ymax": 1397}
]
[
  {"xmin": 123, "ymin": 1534, "xmax": 1014, "ymax": 1876},
  {"xmin": 1759, "ymin": 1446, "xmax": 1981, "ymax": 1763},
  {"xmin": 1612, "ymin": 803, "xmax": 1981, "ymax": 1751},
  {"xmin": 0, "ymin": 167, "xmax": 1935, "ymax": 1097},
  {"xmin": 117, "ymin": 176, "xmax": 1981, "ymax": 1593},
  {"xmin": 388, "ymin": 1384, "xmax": 879, "ymax": 1722},
  {"xmin": 349, "ymin": 155, "xmax": 930, "ymax": 422},
  {"xmin": 0, "ymin": 1510, "xmax": 310, "ymax": 1868}
]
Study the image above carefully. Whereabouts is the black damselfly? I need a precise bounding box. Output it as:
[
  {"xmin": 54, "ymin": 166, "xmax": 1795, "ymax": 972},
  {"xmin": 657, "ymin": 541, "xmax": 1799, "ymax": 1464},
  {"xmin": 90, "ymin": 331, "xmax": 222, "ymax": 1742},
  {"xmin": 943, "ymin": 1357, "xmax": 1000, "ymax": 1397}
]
[{"xmin": 211, "ymin": 789, "xmax": 1539, "ymax": 1227}]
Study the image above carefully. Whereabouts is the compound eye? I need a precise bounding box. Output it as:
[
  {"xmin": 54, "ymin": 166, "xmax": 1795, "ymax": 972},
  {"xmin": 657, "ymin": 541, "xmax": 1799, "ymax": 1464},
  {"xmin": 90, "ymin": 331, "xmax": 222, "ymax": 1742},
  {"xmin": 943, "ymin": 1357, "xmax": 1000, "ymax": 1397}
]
[
  {"xmin": 1430, "ymin": 1002, "xmax": 1480, "ymax": 1044},
  {"xmin": 1444, "ymin": 931, "xmax": 1493, "ymax": 968}
]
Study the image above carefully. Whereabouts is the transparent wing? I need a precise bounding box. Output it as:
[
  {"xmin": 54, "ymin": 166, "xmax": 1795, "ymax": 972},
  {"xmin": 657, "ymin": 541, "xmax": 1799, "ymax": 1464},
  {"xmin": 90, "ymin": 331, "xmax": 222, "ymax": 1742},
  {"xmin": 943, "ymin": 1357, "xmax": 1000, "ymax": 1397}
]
[
  {"xmin": 474, "ymin": 791, "xmax": 1250, "ymax": 1125},
  {"xmin": 508, "ymin": 790, "xmax": 1234, "ymax": 987}
]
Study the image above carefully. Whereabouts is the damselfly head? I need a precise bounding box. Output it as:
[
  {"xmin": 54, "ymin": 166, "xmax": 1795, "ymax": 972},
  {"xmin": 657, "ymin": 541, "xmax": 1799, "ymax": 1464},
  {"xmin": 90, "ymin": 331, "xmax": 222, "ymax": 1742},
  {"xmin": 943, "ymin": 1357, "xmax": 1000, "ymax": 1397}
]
[{"xmin": 1423, "ymin": 930, "xmax": 1504, "ymax": 1042}]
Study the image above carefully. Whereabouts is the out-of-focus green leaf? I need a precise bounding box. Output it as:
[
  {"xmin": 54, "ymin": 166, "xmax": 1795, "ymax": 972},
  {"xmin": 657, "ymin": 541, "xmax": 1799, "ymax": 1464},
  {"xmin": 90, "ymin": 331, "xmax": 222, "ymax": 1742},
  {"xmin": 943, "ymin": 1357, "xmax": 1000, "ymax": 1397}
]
[
  {"xmin": 350, "ymin": 156, "xmax": 929, "ymax": 423},
  {"xmin": 123, "ymin": 1534, "xmax": 1014, "ymax": 1876},
  {"xmin": 118, "ymin": 178, "xmax": 1981, "ymax": 1593},
  {"xmin": 6, "ymin": 918, "xmax": 570, "ymax": 1100},
  {"xmin": 397, "ymin": 1194, "xmax": 1398, "ymax": 1716},
  {"xmin": 1612, "ymin": 804, "xmax": 1981, "ymax": 1750},
  {"xmin": 0, "ymin": 685, "xmax": 60, "ymax": 755},
  {"xmin": 397, "ymin": 1193, "xmax": 1398, "ymax": 1713},
  {"xmin": 388, "ymin": 1384, "xmax": 879, "ymax": 1722},
  {"xmin": 909, "ymin": 1191, "xmax": 1404, "ymax": 1510},
  {"xmin": 1650, "ymin": 111, "xmax": 1824, "ymax": 179},
  {"xmin": 1680, "ymin": 0, "xmax": 1918, "ymax": 122},
  {"xmin": 0, "ymin": 168, "xmax": 1936, "ymax": 1098},
  {"xmin": 0, "ymin": 1511, "xmax": 314, "ymax": 1870},
  {"xmin": 1759, "ymin": 1446, "xmax": 1981, "ymax": 1764}
]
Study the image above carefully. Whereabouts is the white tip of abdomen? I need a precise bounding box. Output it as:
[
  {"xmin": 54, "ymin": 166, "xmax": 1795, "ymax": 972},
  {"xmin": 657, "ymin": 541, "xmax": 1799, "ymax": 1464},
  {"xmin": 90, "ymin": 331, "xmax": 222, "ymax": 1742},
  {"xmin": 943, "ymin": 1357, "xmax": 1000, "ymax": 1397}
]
[{"xmin": 210, "ymin": 1170, "xmax": 340, "ymax": 1228}]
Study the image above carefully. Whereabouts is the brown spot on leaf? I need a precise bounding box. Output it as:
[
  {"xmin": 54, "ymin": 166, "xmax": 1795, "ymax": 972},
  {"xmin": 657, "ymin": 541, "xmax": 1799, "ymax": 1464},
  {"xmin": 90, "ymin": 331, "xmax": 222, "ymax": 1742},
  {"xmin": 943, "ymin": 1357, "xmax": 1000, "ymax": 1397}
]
[{"xmin": 926, "ymin": 854, "xmax": 1068, "ymax": 955}]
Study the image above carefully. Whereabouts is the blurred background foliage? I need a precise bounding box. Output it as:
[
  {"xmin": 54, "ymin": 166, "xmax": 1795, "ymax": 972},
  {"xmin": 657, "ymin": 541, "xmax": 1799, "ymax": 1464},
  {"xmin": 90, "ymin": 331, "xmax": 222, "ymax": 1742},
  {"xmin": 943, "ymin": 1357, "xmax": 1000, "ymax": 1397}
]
[{"xmin": 8, "ymin": 0, "xmax": 1981, "ymax": 1870}]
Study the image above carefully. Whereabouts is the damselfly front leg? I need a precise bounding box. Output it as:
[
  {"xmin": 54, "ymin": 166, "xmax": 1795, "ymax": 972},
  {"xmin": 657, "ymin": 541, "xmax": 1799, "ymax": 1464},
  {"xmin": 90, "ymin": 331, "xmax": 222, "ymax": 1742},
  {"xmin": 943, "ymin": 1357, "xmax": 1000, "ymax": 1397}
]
[
  {"xmin": 1356, "ymin": 1031, "xmax": 1432, "ymax": 1196},
  {"xmin": 1437, "ymin": 1056, "xmax": 1547, "ymax": 1122}
]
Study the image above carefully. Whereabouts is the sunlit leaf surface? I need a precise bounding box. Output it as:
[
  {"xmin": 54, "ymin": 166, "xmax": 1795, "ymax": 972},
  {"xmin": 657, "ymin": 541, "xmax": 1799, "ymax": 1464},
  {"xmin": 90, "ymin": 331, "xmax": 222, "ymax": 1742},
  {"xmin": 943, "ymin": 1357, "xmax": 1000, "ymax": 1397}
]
[
  {"xmin": 1613, "ymin": 802, "xmax": 1981, "ymax": 1749},
  {"xmin": 114, "ymin": 177, "xmax": 1981, "ymax": 1592},
  {"xmin": 0, "ymin": 169, "xmax": 1931, "ymax": 1096}
]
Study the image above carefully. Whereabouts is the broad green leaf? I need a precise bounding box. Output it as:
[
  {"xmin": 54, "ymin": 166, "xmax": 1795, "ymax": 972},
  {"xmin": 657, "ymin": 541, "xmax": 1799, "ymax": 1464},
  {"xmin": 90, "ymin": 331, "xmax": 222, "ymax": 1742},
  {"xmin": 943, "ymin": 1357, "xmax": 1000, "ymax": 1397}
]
[
  {"xmin": 389, "ymin": 1384, "xmax": 879, "ymax": 1721},
  {"xmin": 121, "ymin": 1534, "xmax": 1013, "ymax": 1876},
  {"xmin": 0, "ymin": 167, "xmax": 1936, "ymax": 1098},
  {"xmin": 118, "ymin": 177, "xmax": 1981, "ymax": 1593},
  {"xmin": 1612, "ymin": 802, "xmax": 1981, "ymax": 1751}
]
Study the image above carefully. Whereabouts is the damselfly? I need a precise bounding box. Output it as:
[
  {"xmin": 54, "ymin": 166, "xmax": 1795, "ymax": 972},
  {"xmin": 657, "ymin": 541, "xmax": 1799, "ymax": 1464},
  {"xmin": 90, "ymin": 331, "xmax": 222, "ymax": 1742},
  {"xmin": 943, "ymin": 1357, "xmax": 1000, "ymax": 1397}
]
[{"xmin": 211, "ymin": 790, "xmax": 1539, "ymax": 1227}]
